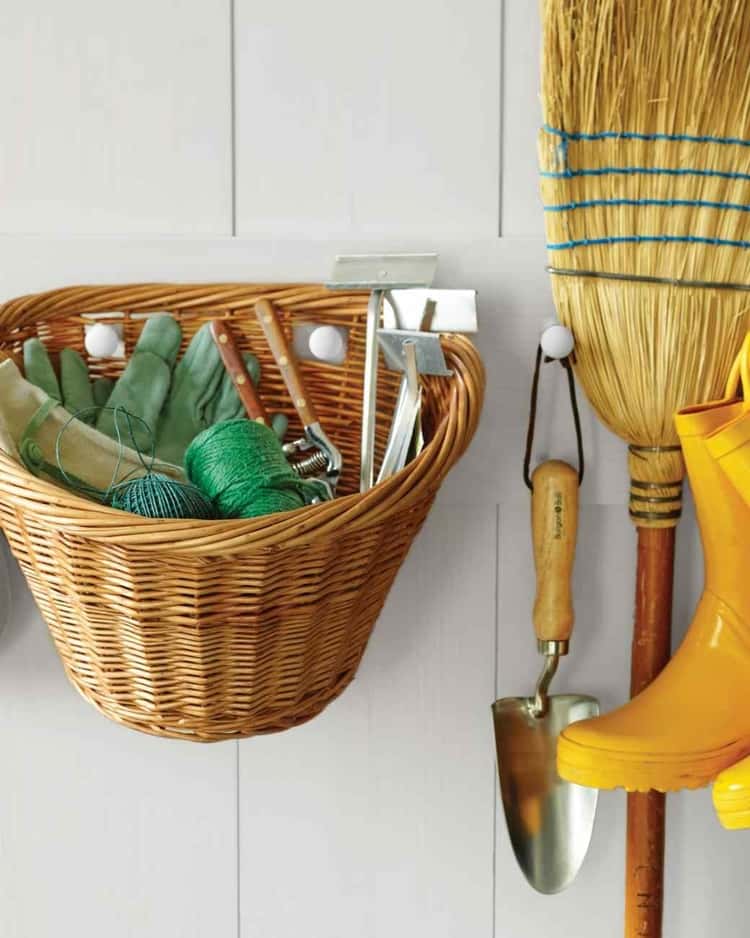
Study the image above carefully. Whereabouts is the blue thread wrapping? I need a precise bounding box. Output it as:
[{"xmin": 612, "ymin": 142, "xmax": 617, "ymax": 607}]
[
  {"xmin": 541, "ymin": 166, "xmax": 750, "ymax": 182},
  {"xmin": 543, "ymin": 124, "xmax": 750, "ymax": 149},
  {"xmin": 540, "ymin": 125, "xmax": 750, "ymax": 180},
  {"xmin": 544, "ymin": 197, "xmax": 750, "ymax": 214},
  {"xmin": 547, "ymin": 235, "xmax": 750, "ymax": 252},
  {"xmin": 539, "ymin": 166, "xmax": 750, "ymax": 182},
  {"xmin": 541, "ymin": 126, "xmax": 750, "ymax": 251}
]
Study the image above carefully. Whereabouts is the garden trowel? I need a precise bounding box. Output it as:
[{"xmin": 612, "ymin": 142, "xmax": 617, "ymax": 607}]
[{"xmin": 492, "ymin": 460, "xmax": 599, "ymax": 894}]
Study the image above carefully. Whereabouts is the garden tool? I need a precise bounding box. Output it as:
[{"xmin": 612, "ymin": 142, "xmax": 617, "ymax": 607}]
[
  {"xmin": 375, "ymin": 329, "xmax": 452, "ymax": 484},
  {"xmin": 211, "ymin": 320, "xmax": 270, "ymax": 423},
  {"xmin": 493, "ymin": 460, "xmax": 599, "ymax": 895},
  {"xmin": 326, "ymin": 253, "xmax": 438, "ymax": 491},
  {"xmin": 383, "ymin": 288, "xmax": 479, "ymax": 334},
  {"xmin": 558, "ymin": 335, "xmax": 750, "ymax": 793},
  {"xmin": 210, "ymin": 320, "xmax": 289, "ymax": 440},
  {"xmin": 255, "ymin": 299, "xmax": 341, "ymax": 493}
]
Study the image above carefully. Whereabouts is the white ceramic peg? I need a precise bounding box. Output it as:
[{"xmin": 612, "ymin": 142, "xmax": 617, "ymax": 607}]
[
  {"xmin": 540, "ymin": 320, "xmax": 575, "ymax": 360},
  {"xmin": 308, "ymin": 325, "xmax": 346, "ymax": 364},
  {"xmin": 85, "ymin": 322, "xmax": 121, "ymax": 358}
]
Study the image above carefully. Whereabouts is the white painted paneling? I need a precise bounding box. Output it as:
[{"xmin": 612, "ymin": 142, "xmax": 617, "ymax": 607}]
[
  {"xmin": 238, "ymin": 504, "xmax": 496, "ymax": 938},
  {"xmin": 666, "ymin": 788, "xmax": 749, "ymax": 938},
  {"xmin": 233, "ymin": 0, "xmax": 501, "ymax": 238},
  {"xmin": 0, "ymin": 0, "xmax": 231, "ymax": 234},
  {"xmin": 500, "ymin": 0, "xmax": 544, "ymax": 238},
  {"xmin": 0, "ymin": 540, "xmax": 237, "ymax": 938}
]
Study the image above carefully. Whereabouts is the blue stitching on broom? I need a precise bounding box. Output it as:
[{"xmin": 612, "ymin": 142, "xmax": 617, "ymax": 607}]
[
  {"xmin": 547, "ymin": 234, "xmax": 750, "ymax": 251},
  {"xmin": 544, "ymin": 198, "xmax": 750, "ymax": 214},
  {"xmin": 541, "ymin": 166, "xmax": 750, "ymax": 182},
  {"xmin": 543, "ymin": 124, "xmax": 750, "ymax": 149}
]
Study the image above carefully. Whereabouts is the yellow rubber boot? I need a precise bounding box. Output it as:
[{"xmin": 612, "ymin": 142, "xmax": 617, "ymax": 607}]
[
  {"xmin": 557, "ymin": 340, "xmax": 750, "ymax": 793},
  {"xmin": 714, "ymin": 756, "xmax": 750, "ymax": 830},
  {"xmin": 706, "ymin": 334, "xmax": 750, "ymax": 509}
]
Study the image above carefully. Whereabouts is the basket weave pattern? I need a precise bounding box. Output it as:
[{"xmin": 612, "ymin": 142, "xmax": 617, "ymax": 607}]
[{"xmin": 0, "ymin": 284, "xmax": 484, "ymax": 741}]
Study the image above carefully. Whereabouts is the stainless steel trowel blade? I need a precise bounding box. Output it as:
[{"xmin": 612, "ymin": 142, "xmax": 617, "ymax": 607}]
[{"xmin": 492, "ymin": 693, "xmax": 599, "ymax": 894}]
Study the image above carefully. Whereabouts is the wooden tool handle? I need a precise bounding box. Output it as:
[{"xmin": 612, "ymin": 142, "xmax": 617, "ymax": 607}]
[
  {"xmin": 531, "ymin": 460, "xmax": 579, "ymax": 644},
  {"xmin": 624, "ymin": 526, "xmax": 674, "ymax": 938},
  {"xmin": 255, "ymin": 299, "xmax": 317, "ymax": 427},
  {"xmin": 210, "ymin": 320, "xmax": 268, "ymax": 424}
]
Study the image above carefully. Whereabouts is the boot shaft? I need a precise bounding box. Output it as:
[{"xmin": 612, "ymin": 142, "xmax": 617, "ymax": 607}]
[{"xmin": 676, "ymin": 400, "xmax": 750, "ymax": 620}]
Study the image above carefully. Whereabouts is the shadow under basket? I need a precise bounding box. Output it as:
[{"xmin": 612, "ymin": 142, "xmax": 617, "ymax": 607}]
[{"xmin": 0, "ymin": 283, "xmax": 484, "ymax": 741}]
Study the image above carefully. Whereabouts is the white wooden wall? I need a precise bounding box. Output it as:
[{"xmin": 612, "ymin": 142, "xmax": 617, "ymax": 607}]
[{"xmin": 0, "ymin": 2, "xmax": 746, "ymax": 936}]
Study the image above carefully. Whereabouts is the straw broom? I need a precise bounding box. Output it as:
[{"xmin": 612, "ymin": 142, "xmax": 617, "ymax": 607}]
[{"xmin": 541, "ymin": 2, "xmax": 750, "ymax": 935}]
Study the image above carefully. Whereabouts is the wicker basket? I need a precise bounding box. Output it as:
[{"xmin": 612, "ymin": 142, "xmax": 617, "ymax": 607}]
[{"xmin": 0, "ymin": 283, "xmax": 484, "ymax": 741}]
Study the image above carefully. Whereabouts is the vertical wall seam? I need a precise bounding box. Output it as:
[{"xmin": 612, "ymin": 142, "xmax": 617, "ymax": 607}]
[
  {"xmin": 497, "ymin": 0, "xmax": 506, "ymax": 239},
  {"xmin": 236, "ymin": 740, "xmax": 241, "ymax": 938},
  {"xmin": 491, "ymin": 502, "xmax": 500, "ymax": 937},
  {"xmin": 230, "ymin": 0, "xmax": 237, "ymax": 237}
]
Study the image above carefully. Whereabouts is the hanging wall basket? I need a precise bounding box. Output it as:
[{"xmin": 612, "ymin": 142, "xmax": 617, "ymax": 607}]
[{"xmin": 0, "ymin": 283, "xmax": 484, "ymax": 742}]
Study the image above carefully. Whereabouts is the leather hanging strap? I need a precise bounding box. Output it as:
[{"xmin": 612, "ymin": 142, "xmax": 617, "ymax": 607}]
[{"xmin": 523, "ymin": 344, "xmax": 584, "ymax": 491}]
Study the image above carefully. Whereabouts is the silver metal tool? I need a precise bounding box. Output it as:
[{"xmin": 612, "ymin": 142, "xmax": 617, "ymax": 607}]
[
  {"xmin": 255, "ymin": 299, "xmax": 342, "ymax": 494},
  {"xmin": 375, "ymin": 330, "xmax": 452, "ymax": 485},
  {"xmin": 326, "ymin": 254, "xmax": 438, "ymax": 492},
  {"xmin": 376, "ymin": 341, "xmax": 421, "ymax": 483},
  {"xmin": 492, "ymin": 460, "xmax": 599, "ymax": 894}
]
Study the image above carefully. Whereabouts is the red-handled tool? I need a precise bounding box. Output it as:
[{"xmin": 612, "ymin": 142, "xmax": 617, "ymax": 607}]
[
  {"xmin": 210, "ymin": 320, "xmax": 269, "ymax": 425},
  {"xmin": 255, "ymin": 299, "xmax": 342, "ymax": 493}
]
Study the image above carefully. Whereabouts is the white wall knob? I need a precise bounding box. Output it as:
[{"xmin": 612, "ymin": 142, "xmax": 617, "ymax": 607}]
[
  {"xmin": 540, "ymin": 321, "xmax": 574, "ymax": 360},
  {"xmin": 85, "ymin": 322, "xmax": 121, "ymax": 358},
  {"xmin": 308, "ymin": 325, "xmax": 346, "ymax": 363}
]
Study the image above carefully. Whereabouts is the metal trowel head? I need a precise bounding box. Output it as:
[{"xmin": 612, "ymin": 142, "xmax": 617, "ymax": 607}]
[{"xmin": 492, "ymin": 693, "xmax": 599, "ymax": 894}]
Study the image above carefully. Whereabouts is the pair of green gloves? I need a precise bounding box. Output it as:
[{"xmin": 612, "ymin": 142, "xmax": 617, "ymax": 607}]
[{"xmin": 24, "ymin": 316, "xmax": 286, "ymax": 467}]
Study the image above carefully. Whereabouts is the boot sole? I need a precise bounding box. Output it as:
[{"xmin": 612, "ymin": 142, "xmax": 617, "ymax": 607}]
[{"xmin": 558, "ymin": 736, "xmax": 750, "ymax": 793}]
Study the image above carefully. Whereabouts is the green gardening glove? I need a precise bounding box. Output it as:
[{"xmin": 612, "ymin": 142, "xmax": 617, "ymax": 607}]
[
  {"xmin": 25, "ymin": 317, "xmax": 287, "ymax": 467},
  {"xmin": 24, "ymin": 340, "xmax": 114, "ymax": 424},
  {"xmin": 98, "ymin": 316, "xmax": 286, "ymax": 466}
]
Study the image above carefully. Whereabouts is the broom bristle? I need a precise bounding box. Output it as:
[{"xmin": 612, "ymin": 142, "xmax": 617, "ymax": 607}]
[{"xmin": 541, "ymin": 0, "xmax": 750, "ymax": 526}]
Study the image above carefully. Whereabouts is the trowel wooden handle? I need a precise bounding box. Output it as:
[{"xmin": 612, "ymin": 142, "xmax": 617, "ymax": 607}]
[
  {"xmin": 210, "ymin": 320, "xmax": 269, "ymax": 424},
  {"xmin": 255, "ymin": 299, "xmax": 317, "ymax": 427},
  {"xmin": 531, "ymin": 460, "xmax": 579, "ymax": 643}
]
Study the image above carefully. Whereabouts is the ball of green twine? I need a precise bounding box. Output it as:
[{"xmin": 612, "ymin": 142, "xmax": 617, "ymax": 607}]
[
  {"xmin": 110, "ymin": 472, "xmax": 216, "ymax": 520},
  {"xmin": 185, "ymin": 419, "xmax": 325, "ymax": 520}
]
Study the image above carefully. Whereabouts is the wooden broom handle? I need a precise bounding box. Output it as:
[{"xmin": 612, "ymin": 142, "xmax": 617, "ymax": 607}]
[
  {"xmin": 531, "ymin": 460, "xmax": 579, "ymax": 643},
  {"xmin": 210, "ymin": 320, "xmax": 269, "ymax": 424},
  {"xmin": 625, "ymin": 526, "xmax": 674, "ymax": 938},
  {"xmin": 255, "ymin": 299, "xmax": 318, "ymax": 428}
]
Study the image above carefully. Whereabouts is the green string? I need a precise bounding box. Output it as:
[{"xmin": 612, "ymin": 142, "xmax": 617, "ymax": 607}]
[
  {"xmin": 185, "ymin": 419, "xmax": 330, "ymax": 520},
  {"xmin": 109, "ymin": 472, "xmax": 216, "ymax": 520},
  {"xmin": 22, "ymin": 402, "xmax": 215, "ymax": 520}
]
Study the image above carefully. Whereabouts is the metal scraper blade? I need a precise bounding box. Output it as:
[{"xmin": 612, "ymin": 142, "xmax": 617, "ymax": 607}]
[
  {"xmin": 325, "ymin": 253, "xmax": 438, "ymax": 289},
  {"xmin": 492, "ymin": 693, "xmax": 599, "ymax": 894}
]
